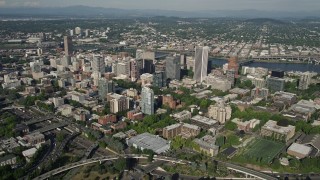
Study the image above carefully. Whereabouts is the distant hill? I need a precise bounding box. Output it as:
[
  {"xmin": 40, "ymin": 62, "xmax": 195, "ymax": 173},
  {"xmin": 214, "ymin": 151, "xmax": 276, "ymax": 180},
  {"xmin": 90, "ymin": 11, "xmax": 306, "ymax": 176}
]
[
  {"xmin": 245, "ymin": 18, "xmax": 286, "ymax": 25},
  {"xmin": 0, "ymin": 6, "xmax": 319, "ymax": 19}
]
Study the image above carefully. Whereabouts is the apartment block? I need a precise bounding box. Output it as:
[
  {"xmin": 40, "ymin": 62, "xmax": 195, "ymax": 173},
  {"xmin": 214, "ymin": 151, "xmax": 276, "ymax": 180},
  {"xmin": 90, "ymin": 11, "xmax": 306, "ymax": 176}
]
[{"xmin": 162, "ymin": 123, "xmax": 200, "ymax": 139}]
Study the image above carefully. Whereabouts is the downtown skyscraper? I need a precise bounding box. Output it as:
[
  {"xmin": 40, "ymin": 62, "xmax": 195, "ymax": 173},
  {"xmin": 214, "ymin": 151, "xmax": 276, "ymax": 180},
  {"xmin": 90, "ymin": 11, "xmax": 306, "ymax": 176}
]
[
  {"xmin": 92, "ymin": 55, "xmax": 106, "ymax": 74},
  {"xmin": 64, "ymin": 36, "xmax": 73, "ymax": 56},
  {"xmin": 98, "ymin": 78, "xmax": 115, "ymax": 101},
  {"xmin": 165, "ymin": 56, "xmax": 181, "ymax": 80},
  {"xmin": 194, "ymin": 46, "xmax": 209, "ymax": 82}
]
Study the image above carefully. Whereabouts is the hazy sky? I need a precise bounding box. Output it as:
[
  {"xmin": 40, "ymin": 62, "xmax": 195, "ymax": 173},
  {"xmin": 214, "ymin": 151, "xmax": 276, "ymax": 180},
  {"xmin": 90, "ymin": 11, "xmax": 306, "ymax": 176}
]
[{"xmin": 0, "ymin": 0, "xmax": 319, "ymax": 11}]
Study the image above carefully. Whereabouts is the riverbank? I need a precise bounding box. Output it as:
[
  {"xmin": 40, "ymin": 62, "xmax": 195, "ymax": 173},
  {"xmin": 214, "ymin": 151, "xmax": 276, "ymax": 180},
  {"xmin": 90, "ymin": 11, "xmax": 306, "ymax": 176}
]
[
  {"xmin": 254, "ymin": 59, "xmax": 308, "ymax": 64},
  {"xmin": 210, "ymin": 58, "xmax": 320, "ymax": 73},
  {"xmin": 210, "ymin": 56, "xmax": 309, "ymax": 64}
]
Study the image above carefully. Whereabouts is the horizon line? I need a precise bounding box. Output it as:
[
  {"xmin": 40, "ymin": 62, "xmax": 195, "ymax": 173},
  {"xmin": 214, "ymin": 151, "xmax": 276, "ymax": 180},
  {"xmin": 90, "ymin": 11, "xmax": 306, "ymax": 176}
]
[{"xmin": 0, "ymin": 5, "xmax": 317, "ymax": 13}]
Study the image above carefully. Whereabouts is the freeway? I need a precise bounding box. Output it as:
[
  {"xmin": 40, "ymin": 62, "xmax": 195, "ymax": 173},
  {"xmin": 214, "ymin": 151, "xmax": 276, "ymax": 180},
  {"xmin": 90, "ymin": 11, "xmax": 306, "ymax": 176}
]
[
  {"xmin": 32, "ymin": 150, "xmax": 282, "ymax": 180},
  {"xmin": 33, "ymin": 156, "xmax": 119, "ymax": 180},
  {"xmin": 83, "ymin": 143, "xmax": 99, "ymax": 159},
  {"xmin": 33, "ymin": 154, "xmax": 189, "ymax": 180},
  {"xmin": 35, "ymin": 122, "xmax": 69, "ymax": 133},
  {"xmin": 26, "ymin": 133, "xmax": 56, "ymax": 175},
  {"xmin": 24, "ymin": 116, "xmax": 54, "ymax": 125},
  {"xmin": 219, "ymin": 161, "xmax": 278, "ymax": 180}
]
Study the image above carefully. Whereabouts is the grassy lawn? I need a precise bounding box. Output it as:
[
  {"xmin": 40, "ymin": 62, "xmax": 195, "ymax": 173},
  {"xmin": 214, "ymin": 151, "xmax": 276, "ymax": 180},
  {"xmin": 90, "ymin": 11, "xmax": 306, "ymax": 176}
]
[{"xmin": 242, "ymin": 138, "xmax": 285, "ymax": 164}]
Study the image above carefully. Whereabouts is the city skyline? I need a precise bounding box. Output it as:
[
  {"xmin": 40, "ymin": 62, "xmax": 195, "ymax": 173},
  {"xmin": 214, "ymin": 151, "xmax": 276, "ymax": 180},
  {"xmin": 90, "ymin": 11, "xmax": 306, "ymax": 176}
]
[
  {"xmin": 1, "ymin": 2, "xmax": 320, "ymax": 178},
  {"xmin": 0, "ymin": 0, "xmax": 320, "ymax": 12}
]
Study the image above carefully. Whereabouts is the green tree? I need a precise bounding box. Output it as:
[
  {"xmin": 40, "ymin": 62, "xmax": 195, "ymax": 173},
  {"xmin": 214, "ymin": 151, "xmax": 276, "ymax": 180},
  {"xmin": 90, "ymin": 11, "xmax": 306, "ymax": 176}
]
[
  {"xmin": 225, "ymin": 121, "xmax": 237, "ymax": 131},
  {"xmin": 114, "ymin": 157, "xmax": 126, "ymax": 172},
  {"xmin": 200, "ymin": 99, "xmax": 212, "ymax": 109}
]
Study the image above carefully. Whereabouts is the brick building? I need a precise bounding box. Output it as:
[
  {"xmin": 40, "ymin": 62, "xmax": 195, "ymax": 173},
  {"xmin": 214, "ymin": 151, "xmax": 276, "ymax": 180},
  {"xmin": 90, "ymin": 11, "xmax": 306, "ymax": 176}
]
[{"xmin": 98, "ymin": 114, "xmax": 117, "ymax": 125}]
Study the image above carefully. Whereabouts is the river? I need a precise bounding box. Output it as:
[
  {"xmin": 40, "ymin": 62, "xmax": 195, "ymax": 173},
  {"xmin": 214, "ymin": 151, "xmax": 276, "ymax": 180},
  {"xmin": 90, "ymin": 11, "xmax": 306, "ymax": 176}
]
[{"xmin": 209, "ymin": 58, "xmax": 320, "ymax": 73}]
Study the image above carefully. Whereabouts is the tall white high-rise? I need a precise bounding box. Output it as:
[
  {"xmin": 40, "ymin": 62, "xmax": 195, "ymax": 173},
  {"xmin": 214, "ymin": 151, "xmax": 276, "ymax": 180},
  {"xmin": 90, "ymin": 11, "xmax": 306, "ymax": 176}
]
[
  {"xmin": 141, "ymin": 87, "xmax": 154, "ymax": 115},
  {"xmin": 69, "ymin": 29, "xmax": 74, "ymax": 36},
  {"xmin": 194, "ymin": 46, "xmax": 209, "ymax": 82}
]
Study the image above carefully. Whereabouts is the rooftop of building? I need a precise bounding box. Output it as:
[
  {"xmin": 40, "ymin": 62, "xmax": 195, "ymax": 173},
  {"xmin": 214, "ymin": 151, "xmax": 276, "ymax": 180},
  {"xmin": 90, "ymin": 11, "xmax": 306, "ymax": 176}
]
[
  {"xmin": 262, "ymin": 120, "xmax": 295, "ymax": 134},
  {"xmin": 290, "ymin": 103, "xmax": 316, "ymax": 114},
  {"xmin": 191, "ymin": 115, "xmax": 218, "ymax": 126},
  {"xmin": 194, "ymin": 135, "xmax": 218, "ymax": 149},
  {"xmin": 22, "ymin": 147, "xmax": 37, "ymax": 157},
  {"xmin": 288, "ymin": 143, "xmax": 312, "ymax": 156},
  {"xmin": 127, "ymin": 133, "xmax": 170, "ymax": 154},
  {"xmin": 0, "ymin": 154, "xmax": 16, "ymax": 162},
  {"xmin": 232, "ymin": 118, "xmax": 260, "ymax": 126},
  {"xmin": 109, "ymin": 93, "xmax": 125, "ymax": 100},
  {"xmin": 274, "ymin": 91, "xmax": 297, "ymax": 98},
  {"xmin": 163, "ymin": 123, "xmax": 181, "ymax": 131},
  {"xmin": 229, "ymin": 88, "xmax": 251, "ymax": 95},
  {"xmin": 301, "ymin": 134, "xmax": 320, "ymax": 152},
  {"xmin": 182, "ymin": 123, "xmax": 200, "ymax": 130},
  {"xmin": 25, "ymin": 131, "xmax": 44, "ymax": 137},
  {"xmin": 173, "ymin": 110, "xmax": 191, "ymax": 117},
  {"xmin": 113, "ymin": 132, "xmax": 126, "ymax": 139}
]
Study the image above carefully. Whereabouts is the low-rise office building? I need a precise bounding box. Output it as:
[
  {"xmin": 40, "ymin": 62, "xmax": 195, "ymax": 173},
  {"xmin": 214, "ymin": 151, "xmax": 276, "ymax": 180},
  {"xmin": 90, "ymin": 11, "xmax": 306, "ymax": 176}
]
[
  {"xmin": 0, "ymin": 138, "xmax": 20, "ymax": 152},
  {"xmin": 231, "ymin": 118, "xmax": 261, "ymax": 132},
  {"xmin": 251, "ymin": 88, "xmax": 269, "ymax": 100},
  {"xmin": 260, "ymin": 120, "xmax": 295, "ymax": 142},
  {"xmin": 191, "ymin": 115, "xmax": 218, "ymax": 129},
  {"xmin": 172, "ymin": 110, "xmax": 192, "ymax": 122},
  {"xmin": 273, "ymin": 91, "xmax": 297, "ymax": 106},
  {"xmin": 205, "ymin": 75, "xmax": 232, "ymax": 92},
  {"xmin": 0, "ymin": 154, "xmax": 17, "ymax": 167},
  {"xmin": 73, "ymin": 108, "xmax": 90, "ymax": 121},
  {"xmin": 229, "ymin": 88, "xmax": 250, "ymax": 97},
  {"xmin": 23, "ymin": 132, "xmax": 45, "ymax": 146},
  {"xmin": 287, "ymin": 143, "xmax": 312, "ymax": 159},
  {"xmin": 299, "ymin": 134, "xmax": 320, "ymax": 157},
  {"xmin": 194, "ymin": 135, "xmax": 219, "ymax": 157}
]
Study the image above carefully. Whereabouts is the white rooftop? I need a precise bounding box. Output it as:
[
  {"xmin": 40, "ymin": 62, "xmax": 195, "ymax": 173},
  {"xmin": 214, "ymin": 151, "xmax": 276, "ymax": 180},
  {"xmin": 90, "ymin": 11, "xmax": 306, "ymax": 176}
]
[
  {"xmin": 262, "ymin": 120, "xmax": 295, "ymax": 134},
  {"xmin": 191, "ymin": 115, "xmax": 218, "ymax": 126},
  {"xmin": 22, "ymin": 147, "xmax": 37, "ymax": 157},
  {"xmin": 288, "ymin": 143, "xmax": 312, "ymax": 156}
]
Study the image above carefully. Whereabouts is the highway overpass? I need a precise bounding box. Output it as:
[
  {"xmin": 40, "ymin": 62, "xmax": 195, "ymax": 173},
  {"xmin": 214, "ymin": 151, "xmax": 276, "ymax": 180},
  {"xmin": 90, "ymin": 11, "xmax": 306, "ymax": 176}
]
[
  {"xmin": 33, "ymin": 154, "xmax": 189, "ymax": 180},
  {"xmin": 35, "ymin": 122, "xmax": 69, "ymax": 133},
  {"xmin": 24, "ymin": 116, "xmax": 54, "ymax": 126},
  {"xmin": 33, "ymin": 153, "xmax": 279, "ymax": 180},
  {"xmin": 219, "ymin": 161, "xmax": 278, "ymax": 180}
]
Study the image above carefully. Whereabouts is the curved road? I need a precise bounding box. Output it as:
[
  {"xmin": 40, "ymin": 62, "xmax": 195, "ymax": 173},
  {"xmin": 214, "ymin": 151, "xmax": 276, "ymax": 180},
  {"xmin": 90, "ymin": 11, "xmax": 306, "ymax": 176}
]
[
  {"xmin": 219, "ymin": 161, "xmax": 277, "ymax": 180},
  {"xmin": 33, "ymin": 154, "xmax": 189, "ymax": 180}
]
